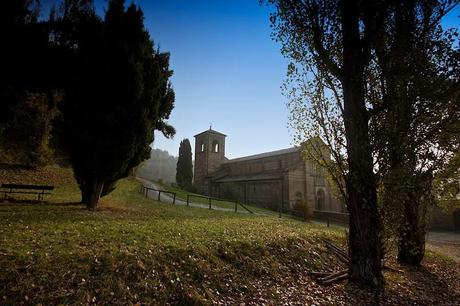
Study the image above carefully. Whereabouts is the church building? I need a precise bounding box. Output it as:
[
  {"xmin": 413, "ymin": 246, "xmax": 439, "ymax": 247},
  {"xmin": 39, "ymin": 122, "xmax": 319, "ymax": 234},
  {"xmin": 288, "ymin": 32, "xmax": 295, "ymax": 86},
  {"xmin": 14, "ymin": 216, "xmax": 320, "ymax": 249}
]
[{"xmin": 193, "ymin": 128, "xmax": 345, "ymax": 214}]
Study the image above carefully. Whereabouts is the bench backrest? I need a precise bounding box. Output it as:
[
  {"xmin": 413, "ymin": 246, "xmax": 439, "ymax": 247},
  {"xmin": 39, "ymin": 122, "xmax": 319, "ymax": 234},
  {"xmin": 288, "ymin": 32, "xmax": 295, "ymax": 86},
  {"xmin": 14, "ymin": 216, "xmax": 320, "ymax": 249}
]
[{"xmin": 1, "ymin": 184, "xmax": 54, "ymax": 191}]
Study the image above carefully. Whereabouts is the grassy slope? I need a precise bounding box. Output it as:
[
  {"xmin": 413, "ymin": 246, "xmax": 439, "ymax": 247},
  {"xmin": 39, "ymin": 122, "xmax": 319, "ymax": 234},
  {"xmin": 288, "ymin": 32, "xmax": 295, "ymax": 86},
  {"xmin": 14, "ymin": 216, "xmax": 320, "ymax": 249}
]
[{"xmin": 1, "ymin": 167, "xmax": 459, "ymax": 305}]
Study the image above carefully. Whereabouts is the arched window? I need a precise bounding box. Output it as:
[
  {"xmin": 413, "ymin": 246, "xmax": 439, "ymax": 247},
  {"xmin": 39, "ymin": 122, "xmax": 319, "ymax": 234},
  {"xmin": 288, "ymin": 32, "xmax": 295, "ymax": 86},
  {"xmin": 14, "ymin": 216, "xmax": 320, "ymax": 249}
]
[
  {"xmin": 316, "ymin": 189, "xmax": 325, "ymax": 211},
  {"xmin": 212, "ymin": 140, "xmax": 219, "ymax": 153},
  {"xmin": 200, "ymin": 143, "xmax": 205, "ymax": 152}
]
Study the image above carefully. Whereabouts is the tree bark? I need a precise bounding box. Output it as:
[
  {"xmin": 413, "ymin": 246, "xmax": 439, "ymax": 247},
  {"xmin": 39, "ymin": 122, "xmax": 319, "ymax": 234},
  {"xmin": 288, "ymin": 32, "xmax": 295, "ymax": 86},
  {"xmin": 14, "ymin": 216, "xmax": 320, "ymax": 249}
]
[
  {"xmin": 397, "ymin": 175, "xmax": 431, "ymax": 265},
  {"xmin": 398, "ymin": 202, "xmax": 425, "ymax": 265},
  {"xmin": 80, "ymin": 181, "xmax": 91, "ymax": 204},
  {"xmin": 86, "ymin": 179, "xmax": 104, "ymax": 211},
  {"xmin": 341, "ymin": 0, "xmax": 383, "ymax": 288}
]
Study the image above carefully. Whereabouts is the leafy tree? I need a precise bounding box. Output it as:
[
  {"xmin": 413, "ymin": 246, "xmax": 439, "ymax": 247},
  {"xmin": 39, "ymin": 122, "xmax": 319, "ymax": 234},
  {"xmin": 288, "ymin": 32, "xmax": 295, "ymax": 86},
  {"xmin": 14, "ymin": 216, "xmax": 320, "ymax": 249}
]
[
  {"xmin": 269, "ymin": 0, "xmax": 385, "ymax": 287},
  {"xmin": 176, "ymin": 139, "xmax": 193, "ymax": 190},
  {"xmin": 273, "ymin": 0, "xmax": 459, "ymax": 269},
  {"xmin": 435, "ymin": 151, "xmax": 460, "ymax": 212},
  {"xmin": 57, "ymin": 0, "xmax": 175, "ymax": 209},
  {"xmin": 370, "ymin": 0, "xmax": 460, "ymax": 265}
]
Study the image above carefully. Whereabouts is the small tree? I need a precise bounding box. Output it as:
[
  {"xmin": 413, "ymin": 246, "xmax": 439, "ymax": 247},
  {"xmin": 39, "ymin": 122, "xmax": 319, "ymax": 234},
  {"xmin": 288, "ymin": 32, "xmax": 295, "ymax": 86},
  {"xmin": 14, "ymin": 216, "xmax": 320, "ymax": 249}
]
[{"xmin": 176, "ymin": 139, "xmax": 193, "ymax": 190}]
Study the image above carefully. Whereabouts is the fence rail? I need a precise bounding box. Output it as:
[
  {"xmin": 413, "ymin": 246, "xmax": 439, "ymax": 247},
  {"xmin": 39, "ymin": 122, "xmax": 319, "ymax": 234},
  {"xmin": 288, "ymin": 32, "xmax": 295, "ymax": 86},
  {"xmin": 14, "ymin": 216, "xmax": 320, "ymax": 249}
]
[
  {"xmin": 141, "ymin": 185, "xmax": 176, "ymax": 204},
  {"xmin": 186, "ymin": 194, "xmax": 254, "ymax": 214},
  {"xmin": 140, "ymin": 184, "xmax": 254, "ymax": 214}
]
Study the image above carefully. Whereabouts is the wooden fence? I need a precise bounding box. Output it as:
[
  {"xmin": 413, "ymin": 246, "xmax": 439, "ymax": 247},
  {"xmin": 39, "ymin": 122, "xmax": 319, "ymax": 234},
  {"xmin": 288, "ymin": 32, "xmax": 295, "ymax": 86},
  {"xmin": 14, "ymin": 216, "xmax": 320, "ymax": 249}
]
[
  {"xmin": 141, "ymin": 185, "xmax": 176, "ymax": 204},
  {"xmin": 140, "ymin": 184, "xmax": 254, "ymax": 214}
]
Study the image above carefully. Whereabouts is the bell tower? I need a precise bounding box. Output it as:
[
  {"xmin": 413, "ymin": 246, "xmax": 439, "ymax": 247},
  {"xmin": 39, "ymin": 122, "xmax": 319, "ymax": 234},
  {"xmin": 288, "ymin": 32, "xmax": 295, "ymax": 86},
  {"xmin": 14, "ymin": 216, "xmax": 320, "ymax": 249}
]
[{"xmin": 194, "ymin": 127, "xmax": 226, "ymax": 194}]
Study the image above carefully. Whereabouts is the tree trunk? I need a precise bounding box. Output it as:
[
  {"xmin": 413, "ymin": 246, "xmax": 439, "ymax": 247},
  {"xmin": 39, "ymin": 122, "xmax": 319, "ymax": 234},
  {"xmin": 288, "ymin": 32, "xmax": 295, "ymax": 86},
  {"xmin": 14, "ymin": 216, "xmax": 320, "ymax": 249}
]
[
  {"xmin": 397, "ymin": 176, "xmax": 431, "ymax": 265},
  {"xmin": 341, "ymin": 0, "xmax": 383, "ymax": 288},
  {"xmin": 86, "ymin": 179, "xmax": 104, "ymax": 211},
  {"xmin": 80, "ymin": 181, "xmax": 91, "ymax": 204},
  {"xmin": 398, "ymin": 205, "xmax": 425, "ymax": 265}
]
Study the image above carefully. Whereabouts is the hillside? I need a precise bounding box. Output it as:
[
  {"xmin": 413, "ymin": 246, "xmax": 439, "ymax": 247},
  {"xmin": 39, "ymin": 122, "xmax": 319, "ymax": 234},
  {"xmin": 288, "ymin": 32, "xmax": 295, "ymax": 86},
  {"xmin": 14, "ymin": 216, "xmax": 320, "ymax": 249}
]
[{"xmin": 0, "ymin": 167, "xmax": 459, "ymax": 305}]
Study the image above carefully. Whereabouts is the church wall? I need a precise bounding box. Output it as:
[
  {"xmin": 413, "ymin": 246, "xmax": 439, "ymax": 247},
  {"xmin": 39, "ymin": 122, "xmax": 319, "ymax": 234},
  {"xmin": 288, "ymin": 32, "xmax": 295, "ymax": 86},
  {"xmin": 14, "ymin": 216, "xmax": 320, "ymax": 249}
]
[
  {"xmin": 287, "ymin": 167, "xmax": 307, "ymax": 209},
  {"xmin": 245, "ymin": 180, "xmax": 283, "ymax": 210},
  {"xmin": 194, "ymin": 128, "xmax": 345, "ymax": 214},
  {"xmin": 215, "ymin": 180, "xmax": 283, "ymax": 210}
]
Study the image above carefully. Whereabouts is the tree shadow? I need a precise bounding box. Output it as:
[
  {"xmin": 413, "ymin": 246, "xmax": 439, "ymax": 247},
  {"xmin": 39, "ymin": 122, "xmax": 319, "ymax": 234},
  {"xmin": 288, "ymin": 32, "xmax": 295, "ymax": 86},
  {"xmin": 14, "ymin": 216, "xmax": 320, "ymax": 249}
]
[
  {"xmin": 341, "ymin": 261, "xmax": 460, "ymax": 305},
  {"xmin": 0, "ymin": 200, "xmax": 84, "ymax": 207}
]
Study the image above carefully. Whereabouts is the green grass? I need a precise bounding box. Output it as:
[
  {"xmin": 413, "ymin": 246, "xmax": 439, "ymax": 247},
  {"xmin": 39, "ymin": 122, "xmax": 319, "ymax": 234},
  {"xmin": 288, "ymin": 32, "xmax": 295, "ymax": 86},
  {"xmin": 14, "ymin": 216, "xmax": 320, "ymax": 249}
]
[
  {"xmin": 0, "ymin": 168, "xmax": 345, "ymax": 305},
  {"xmin": 1, "ymin": 167, "xmax": 459, "ymax": 305}
]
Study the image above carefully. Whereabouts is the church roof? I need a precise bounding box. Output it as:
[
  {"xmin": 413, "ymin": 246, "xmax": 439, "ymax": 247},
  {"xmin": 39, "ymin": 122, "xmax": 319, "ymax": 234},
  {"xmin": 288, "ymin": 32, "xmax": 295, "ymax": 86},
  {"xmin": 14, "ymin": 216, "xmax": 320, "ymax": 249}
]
[
  {"xmin": 224, "ymin": 147, "xmax": 299, "ymax": 163},
  {"xmin": 194, "ymin": 128, "xmax": 226, "ymax": 138}
]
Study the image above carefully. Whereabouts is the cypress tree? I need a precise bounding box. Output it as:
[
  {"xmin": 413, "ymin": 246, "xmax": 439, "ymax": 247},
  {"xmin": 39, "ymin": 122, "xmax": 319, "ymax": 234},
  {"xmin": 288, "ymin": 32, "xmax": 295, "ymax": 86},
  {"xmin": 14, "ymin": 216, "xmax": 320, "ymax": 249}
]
[
  {"xmin": 58, "ymin": 0, "xmax": 175, "ymax": 209},
  {"xmin": 176, "ymin": 139, "xmax": 193, "ymax": 190}
]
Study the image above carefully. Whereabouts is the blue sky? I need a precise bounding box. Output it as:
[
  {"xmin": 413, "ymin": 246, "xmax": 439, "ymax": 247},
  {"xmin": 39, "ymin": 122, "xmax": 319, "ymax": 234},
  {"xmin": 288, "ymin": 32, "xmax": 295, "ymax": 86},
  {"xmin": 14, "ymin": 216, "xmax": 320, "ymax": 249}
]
[
  {"xmin": 41, "ymin": 1, "xmax": 459, "ymax": 159},
  {"xmin": 132, "ymin": 0, "xmax": 291, "ymax": 159}
]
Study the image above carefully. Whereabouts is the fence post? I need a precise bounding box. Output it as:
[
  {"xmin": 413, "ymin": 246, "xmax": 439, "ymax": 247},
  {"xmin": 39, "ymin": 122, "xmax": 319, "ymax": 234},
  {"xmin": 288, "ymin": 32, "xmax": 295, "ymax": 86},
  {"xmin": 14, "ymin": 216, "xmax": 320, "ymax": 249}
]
[
  {"xmin": 145, "ymin": 188, "xmax": 148, "ymax": 198},
  {"xmin": 208, "ymin": 197, "xmax": 211, "ymax": 210},
  {"xmin": 173, "ymin": 193, "xmax": 176, "ymax": 205},
  {"xmin": 187, "ymin": 195, "xmax": 189, "ymax": 206},
  {"xmin": 235, "ymin": 201, "xmax": 237, "ymax": 212},
  {"xmin": 279, "ymin": 201, "xmax": 282, "ymax": 218},
  {"xmin": 158, "ymin": 190, "xmax": 161, "ymax": 201},
  {"xmin": 327, "ymin": 218, "xmax": 330, "ymax": 228}
]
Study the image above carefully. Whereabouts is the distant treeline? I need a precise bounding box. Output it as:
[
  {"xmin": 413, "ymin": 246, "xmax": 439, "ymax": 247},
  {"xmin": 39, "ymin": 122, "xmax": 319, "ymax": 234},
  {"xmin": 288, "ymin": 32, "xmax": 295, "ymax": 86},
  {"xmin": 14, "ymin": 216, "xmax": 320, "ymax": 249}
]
[{"xmin": 136, "ymin": 149, "xmax": 179, "ymax": 184}]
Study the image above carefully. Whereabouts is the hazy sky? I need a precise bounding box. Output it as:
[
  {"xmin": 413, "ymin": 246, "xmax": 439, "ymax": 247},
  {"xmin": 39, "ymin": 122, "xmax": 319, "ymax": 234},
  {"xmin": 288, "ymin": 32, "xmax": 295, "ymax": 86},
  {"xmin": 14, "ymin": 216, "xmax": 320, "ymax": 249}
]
[{"xmin": 42, "ymin": 0, "xmax": 459, "ymax": 159}]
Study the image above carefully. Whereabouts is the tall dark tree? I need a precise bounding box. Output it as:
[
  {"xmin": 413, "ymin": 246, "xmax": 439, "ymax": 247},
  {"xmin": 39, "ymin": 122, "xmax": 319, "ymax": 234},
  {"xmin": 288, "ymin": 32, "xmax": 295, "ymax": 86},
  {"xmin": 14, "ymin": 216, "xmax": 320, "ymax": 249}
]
[
  {"xmin": 58, "ymin": 0, "xmax": 175, "ymax": 209},
  {"xmin": 176, "ymin": 139, "xmax": 193, "ymax": 190},
  {"xmin": 269, "ymin": 0, "xmax": 385, "ymax": 287},
  {"xmin": 371, "ymin": 0, "xmax": 460, "ymax": 265}
]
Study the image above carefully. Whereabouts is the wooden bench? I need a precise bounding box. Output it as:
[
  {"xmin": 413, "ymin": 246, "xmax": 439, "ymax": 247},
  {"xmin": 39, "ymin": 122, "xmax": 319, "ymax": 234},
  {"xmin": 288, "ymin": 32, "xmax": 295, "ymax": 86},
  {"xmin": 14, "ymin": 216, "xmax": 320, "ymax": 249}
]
[{"xmin": 1, "ymin": 184, "xmax": 54, "ymax": 201}]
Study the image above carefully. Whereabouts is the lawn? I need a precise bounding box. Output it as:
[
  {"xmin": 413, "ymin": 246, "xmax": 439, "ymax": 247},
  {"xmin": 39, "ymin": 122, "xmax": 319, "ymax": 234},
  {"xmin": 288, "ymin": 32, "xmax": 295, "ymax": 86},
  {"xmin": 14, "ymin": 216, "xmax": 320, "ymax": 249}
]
[{"xmin": 1, "ymin": 166, "xmax": 460, "ymax": 305}]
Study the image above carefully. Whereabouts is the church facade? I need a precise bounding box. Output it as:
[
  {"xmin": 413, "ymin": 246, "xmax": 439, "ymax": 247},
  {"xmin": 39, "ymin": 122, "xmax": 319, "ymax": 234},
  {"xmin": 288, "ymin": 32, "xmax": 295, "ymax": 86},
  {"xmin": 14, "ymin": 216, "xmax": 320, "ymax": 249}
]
[{"xmin": 193, "ymin": 128, "xmax": 345, "ymax": 214}]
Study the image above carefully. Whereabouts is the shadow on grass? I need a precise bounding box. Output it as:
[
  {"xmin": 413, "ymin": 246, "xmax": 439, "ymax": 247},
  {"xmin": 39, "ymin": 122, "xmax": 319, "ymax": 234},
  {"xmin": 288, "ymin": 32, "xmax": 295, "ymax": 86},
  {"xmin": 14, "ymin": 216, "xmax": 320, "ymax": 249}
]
[
  {"xmin": 342, "ymin": 262, "xmax": 460, "ymax": 305},
  {"xmin": 0, "ymin": 200, "xmax": 84, "ymax": 207}
]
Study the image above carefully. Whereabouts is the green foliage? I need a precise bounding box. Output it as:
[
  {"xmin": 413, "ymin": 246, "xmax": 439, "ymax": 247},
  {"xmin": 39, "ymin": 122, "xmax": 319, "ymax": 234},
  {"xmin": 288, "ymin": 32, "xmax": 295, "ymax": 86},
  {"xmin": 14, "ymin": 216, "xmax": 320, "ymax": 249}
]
[
  {"xmin": 0, "ymin": 92, "xmax": 61, "ymax": 167},
  {"xmin": 176, "ymin": 139, "xmax": 193, "ymax": 190},
  {"xmin": 434, "ymin": 151, "xmax": 460, "ymax": 213}
]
